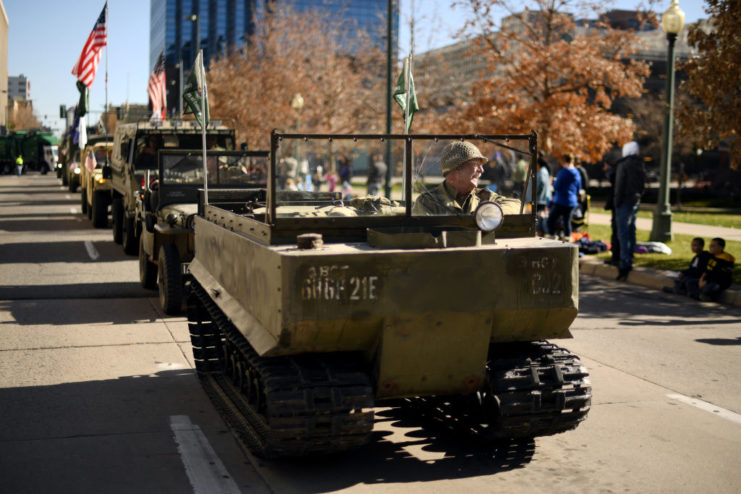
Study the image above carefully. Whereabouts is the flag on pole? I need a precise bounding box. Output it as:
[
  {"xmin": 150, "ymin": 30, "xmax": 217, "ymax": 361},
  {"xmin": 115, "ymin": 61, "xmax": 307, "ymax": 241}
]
[
  {"xmin": 393, "ymin": 56, "xmax": 419, "ymax": 133},
  {"xmin": 183, "ymin": 50, "xmax": 209, "ymax": 128},
  {"xmin": 148, "ymin": 51, "xmax": 167, "ymax": 121},
  {"xmin": 71, "ymin": 3, "xmax": 108, "ymax": 88}
]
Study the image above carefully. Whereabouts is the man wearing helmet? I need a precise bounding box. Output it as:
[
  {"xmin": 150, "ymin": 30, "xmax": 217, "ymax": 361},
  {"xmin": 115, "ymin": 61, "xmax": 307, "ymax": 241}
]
[{"xmin": 413, "ymin": 141, "xmax": 521, "ymax": 216}]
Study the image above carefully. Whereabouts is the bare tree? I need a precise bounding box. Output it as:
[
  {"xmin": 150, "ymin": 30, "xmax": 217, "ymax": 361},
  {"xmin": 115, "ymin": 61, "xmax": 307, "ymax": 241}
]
[{"xmin": 9, "ymin": 102, "xmax": 41, "ymax": 131}]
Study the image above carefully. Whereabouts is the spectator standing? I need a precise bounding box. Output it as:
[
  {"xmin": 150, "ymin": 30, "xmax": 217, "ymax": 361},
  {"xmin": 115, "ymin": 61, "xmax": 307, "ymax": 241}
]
[
  {"xmin": 525, "ymin": 155, "xmax": 551, "ymax": 235},
  {"xmin": 603, "ymin": 148, "xmax": 621, "ymax": 265},
  {"xmin": 367, "ymin": 153, "xmax": 387, "ymax": 196},
  {"xmin": 338, "ymin": 155, "xmax": 352, "ymax": 185},
  {"xmin": 613, "ymin": 141, "xmax": 646, "ymax": 281},
  {"xmin": 546, "ymin": 154, "xmax": 582, "ymax": 240},
  {"xmin": 15, "ymin": 154, "xmax": 23, "ymax": 176}
]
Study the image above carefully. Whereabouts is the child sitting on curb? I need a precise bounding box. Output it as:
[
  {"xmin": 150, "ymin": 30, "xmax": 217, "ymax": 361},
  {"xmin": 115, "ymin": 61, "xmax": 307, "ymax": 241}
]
[
  {"xmin": 689, "ymin": 237, "xmax": 735, "ymax": 302},
  {"xmin": 664, "ymin": 237, "xmax": 711, "ymax": 295}
]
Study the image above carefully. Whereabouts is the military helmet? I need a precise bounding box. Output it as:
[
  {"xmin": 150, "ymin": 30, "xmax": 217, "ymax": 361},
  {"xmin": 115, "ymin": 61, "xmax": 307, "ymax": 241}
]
[{"xmin": 441, "ymin": 141, "xmax": 488, "ymax": 176}]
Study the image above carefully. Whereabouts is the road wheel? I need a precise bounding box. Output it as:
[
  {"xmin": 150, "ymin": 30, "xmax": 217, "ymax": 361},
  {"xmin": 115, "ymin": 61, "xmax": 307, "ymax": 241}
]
[
  {"xmin": 62, "ymin": 169, "xmax": 68, "ymax": 186},
  {"xmin": 122, "ymin": 213, "xmax": 139, "ymax": 256},
  {"xmin": 139, "ymin": 236, "xmax": 157, "ymax": 290},
  {"xmin": 92, "ymin": 191, "xmax": 108, "ymax": 228},
  {"xmin": 80, "ymin": 189, "xmax": 87, "ymax": 215},
  {"xmin": 68, "ymin": 176, "xmax": 78, "ymax": 192},
  {"xmin": 112, "ymin": 197, "xmax": 123, "ymax": 244},
  {"xmin": 158, "ymin": 244, "xmax": 183, "ymax": 315}
]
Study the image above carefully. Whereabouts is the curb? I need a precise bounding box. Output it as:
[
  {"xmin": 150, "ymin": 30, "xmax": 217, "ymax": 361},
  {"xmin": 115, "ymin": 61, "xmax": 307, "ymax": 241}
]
[{"xmin": 578, "ymin": 256, "xmax": 741, "ymax": 309}]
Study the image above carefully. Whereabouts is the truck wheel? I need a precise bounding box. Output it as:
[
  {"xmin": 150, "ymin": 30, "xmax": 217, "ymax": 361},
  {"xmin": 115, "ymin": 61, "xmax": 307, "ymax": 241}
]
[
  {"xmin": 158, "ymin": 244, "xmax": 183, "ymax": 315},
  {"xmin": 92, "ymin": 191, "xmax": 108, "ymax": 228},
  {"xmin": 122, "ymin": 214, "xmax": 139, "ymax": 256},
  {"xmin": 68, "ymin": 176, "xmax": 78, "ymax": 193},
  {"xmin": 112, "ymin": 197, "xmax": 123, "ymax": 244},
  {"xmin": 80, "ymin": 189, "xmax": 87, "ymax": 215},
  {"xmin": 62, "ymin": 169, "xmax": 69, "ymax": 186},
  {"xmin": 139, "ymin": 236, "xmax": 157, "ymax": 290}
]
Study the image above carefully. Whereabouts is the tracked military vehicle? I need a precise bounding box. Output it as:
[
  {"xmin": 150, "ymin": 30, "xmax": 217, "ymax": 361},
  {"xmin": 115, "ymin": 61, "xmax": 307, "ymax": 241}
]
[
  {"xmin": 109, "ymin": 121, "xmax": 236, "ymax": 255},
  {"xmin": 187, "ymin": 132, "xmax": 591, "ymax": 458},
  {"xmin": 137, "ymin": 148, "xmax": 269, "ymax": 314}
]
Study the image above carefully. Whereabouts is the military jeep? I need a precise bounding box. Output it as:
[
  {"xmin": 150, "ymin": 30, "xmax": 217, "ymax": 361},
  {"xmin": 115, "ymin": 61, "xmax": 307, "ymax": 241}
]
[{"xmin": 137, "ymin": 148, "xmax": 269, "ymax": 314}]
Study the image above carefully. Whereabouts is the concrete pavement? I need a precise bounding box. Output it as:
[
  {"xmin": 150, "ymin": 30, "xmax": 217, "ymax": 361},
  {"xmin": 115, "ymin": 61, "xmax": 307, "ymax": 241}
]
[{"xmin": 579, "ymin": 211, "xmax": 741, "ymax": 308}]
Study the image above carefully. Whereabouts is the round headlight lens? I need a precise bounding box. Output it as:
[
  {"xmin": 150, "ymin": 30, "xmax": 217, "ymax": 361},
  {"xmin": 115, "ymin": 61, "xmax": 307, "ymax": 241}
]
[{"xmin": 475, "ymin": 201, "xmax": 504, "ymax": 232}]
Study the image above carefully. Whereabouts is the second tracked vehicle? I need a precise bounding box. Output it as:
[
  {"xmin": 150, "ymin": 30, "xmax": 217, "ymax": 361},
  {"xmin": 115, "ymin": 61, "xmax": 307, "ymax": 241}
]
[{"xmin": 186, "ymin": 132, "xmax": 591, "ymax": 458}]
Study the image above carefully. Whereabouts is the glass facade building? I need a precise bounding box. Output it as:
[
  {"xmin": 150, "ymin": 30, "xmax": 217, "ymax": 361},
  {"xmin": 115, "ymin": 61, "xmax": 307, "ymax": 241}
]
[{"xmin": 150, "ymin": 0, "xmax": 398, "ymax": 116}]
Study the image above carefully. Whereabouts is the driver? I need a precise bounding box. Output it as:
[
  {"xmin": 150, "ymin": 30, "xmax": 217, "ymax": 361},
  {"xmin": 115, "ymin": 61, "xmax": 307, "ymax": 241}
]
[{"xmin": 413, "ymin": 141, "xmax": 521, "ymax": 215}]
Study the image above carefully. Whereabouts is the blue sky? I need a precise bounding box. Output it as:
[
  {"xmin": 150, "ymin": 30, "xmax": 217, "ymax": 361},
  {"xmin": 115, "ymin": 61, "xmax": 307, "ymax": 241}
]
[{"xmin": 6, "ymin": 0, "xmax": 707, "ymax": 136}]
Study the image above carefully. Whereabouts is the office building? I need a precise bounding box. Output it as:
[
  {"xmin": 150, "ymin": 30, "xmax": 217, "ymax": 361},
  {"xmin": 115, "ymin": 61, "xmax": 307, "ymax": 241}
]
[
  {"xmin": 150, "ymin": 0, "xmax": 398, "ymax": 116},
  {"xmin": 8, "ymin": 74, "xmax": 29, "ymax": 101}
]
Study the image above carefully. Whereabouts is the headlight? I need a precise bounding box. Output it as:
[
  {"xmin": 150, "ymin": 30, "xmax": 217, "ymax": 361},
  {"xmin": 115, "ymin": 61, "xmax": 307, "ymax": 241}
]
[
  {"xmin": 97, "ymin": 178, "xmax": 106, "ymax": 184},
  {"xmin": 74, "ymin": 168, "xmax": 81, "ymax": 174},
  {"xmin": 474, "ymin": 201, "xmax": 504, "ymax": 232}
]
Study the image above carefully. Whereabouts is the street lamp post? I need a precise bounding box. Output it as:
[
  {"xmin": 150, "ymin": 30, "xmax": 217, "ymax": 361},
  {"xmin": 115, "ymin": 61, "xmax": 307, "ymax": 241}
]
[
  {"xmin": 650, "ymin": 0, "xmax": 685, "ymax": 242},
  {"xmin": 291, "ymin": 93, "xmax": 304, "ymax": 160}
]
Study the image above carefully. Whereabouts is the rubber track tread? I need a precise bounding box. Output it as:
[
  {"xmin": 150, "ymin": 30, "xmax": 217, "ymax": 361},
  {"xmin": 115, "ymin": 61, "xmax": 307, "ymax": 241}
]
[
  {"xmin": 402, "ymin": 341, "xmax": 591, "ymax": 440},
  {"xmin": 188, "ymin": 281, "xmax": 374, "ymax": 458}
]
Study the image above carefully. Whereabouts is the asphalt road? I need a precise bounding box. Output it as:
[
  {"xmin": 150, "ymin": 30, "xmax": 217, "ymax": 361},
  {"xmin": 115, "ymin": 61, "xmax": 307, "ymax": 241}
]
[{"xmin": 1, "ymin": 174, "xmax": 740, "ymax": 494}]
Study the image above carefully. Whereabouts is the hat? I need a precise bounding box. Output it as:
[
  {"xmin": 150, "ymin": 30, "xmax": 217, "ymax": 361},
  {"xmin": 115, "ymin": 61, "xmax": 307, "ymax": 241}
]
[{"xmin": 441, "ymin": 141, "xmax": 487, "ymax": 175}]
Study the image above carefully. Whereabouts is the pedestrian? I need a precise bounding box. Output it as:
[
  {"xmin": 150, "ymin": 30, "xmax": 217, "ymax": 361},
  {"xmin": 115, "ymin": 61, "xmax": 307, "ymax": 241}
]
[
  {"xmin": 545, "ymin": 154, "xmax": 582, "ymax": 240},
  {"xmin": 16, "ymin": 154, "xmax": 23, "ymax": 176},
  {"xmin": 524, "ymin": 154, "xmax": 551, "ymax": 235},
  {"xmin": 337, "ymin": 155, "xmax": 352, "ymax": 185},
  {"xmin": 367, "ymin": 153, "xmax": 387, "ymax": 196},
  {"xmin": 691, "ymin": 238, "xmax": 735, "ymax": 301},
  {"xmin": 664, "ymin": 237, "xmax": 711, "ymax": 295},
  {"xmin": 412, "ymin": 141, "xmax": 521, "ymax": 216},
  {"xmin": 614, "ymin": 141, "xmax": 646, "ymax": 281},
  {"xmin": 602, "ymin": 144, "xmax": 621, "ymax": 266}
]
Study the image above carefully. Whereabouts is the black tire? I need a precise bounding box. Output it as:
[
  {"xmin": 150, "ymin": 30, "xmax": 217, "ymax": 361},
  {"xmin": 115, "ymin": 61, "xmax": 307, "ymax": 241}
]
[
  {"xmin": 92, "ymin": 191, "xmax": 108, "ymax": 228},
  {"xmin": 112, "ymin": 197, "xmax": 123, "ymax": 244},
  {"xmin": 68, "ymin": 175, "xmax": 78, "ymax": 192},
  {"xmin": 80, "ymin": 189, "xmax": 87, "ymax": 215},
  {"xmin": 158, "ymin": 244, "xmax": 183, "ymax": 315},
  {"xmin": 139, "ymin": 236, "xmax": 157, "ymax": 290},
  {"xmin": 122, "ymin": 213, "xmax": 139, "ymax": 256},
  {"xmin": 62, "ymin": 168, "xmax": 69, "ymax": 186}
]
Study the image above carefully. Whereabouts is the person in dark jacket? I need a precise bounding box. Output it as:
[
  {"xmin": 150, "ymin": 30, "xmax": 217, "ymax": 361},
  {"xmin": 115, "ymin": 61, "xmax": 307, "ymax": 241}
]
[
  {"xmin": 666, "ymin": 237, "xmax": 712, "ymax": 295},
  {"xmin": 693, "ymin": 238, "xmax": 735, "ymax": 301},
  {"xmin": 614, "ymin": 141, "xmax": 646, "ymax": 281},
  {"xmin": 546, "ymin": 154, "xmax": 581, "ymax": 240}
]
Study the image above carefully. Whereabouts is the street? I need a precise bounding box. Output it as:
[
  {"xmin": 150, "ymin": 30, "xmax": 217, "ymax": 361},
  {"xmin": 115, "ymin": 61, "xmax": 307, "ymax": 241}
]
[{"xmin": 1, "ymin": 174, "xmax": 740, "ymax": 494}]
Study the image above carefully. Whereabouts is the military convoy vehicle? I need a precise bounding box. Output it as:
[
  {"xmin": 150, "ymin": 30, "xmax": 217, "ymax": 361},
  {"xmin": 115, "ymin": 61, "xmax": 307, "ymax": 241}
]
[
  {"xmin": 185, "ymin": 131, "xmax": 591, "ymax": 458},
  {"xmin": 137, "ymin": 148, "xmax": 268, "ymax": 314},
  {"xmin": 79, "ymin": 138, "xmax": 113, "ymax": 228},
  {"xmin": 109, "ymin": 121, "xmax": 236, "ymax": 255}
]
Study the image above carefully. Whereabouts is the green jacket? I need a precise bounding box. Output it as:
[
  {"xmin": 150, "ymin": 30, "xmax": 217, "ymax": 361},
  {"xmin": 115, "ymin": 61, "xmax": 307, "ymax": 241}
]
[{"xmin": 413, "ymin": 180, "xmax": 521, "ymax": 216}]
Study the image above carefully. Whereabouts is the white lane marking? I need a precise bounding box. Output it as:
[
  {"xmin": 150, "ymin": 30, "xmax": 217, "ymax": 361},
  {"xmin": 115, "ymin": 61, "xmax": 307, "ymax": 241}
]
[
  {"xmin": 84, "ymin": 241, "xmax": 100, "ymax": 260},
  {"xmin": 667, "ymin": 393, "xmax": 741, "ymax": 425},
  {"xmin": 170, "ymin": 415, "xmax": 241, "ymax": 494},
  {"xmin": 65, "ymin": 194, "xmax": 71, "ymax": 199},
  {"xmin": 70, "ymin": 207, "xmax": 77, "ymax": 214}
]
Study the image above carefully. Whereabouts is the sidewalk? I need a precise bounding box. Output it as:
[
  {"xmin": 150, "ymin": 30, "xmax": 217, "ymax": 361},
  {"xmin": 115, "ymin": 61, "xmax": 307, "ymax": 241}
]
[{"xmin": 579, "ymin": 213, "xmax": 741, "ymax": 308}]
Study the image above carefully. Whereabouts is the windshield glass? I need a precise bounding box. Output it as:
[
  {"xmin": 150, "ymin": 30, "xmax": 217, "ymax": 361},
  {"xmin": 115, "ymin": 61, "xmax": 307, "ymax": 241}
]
[
  {"xmin": 160, "ymin": 151, "xmax": 268, "ymax": 187},
  {"xmin": 273, "ymin": 135, "xmax": 532, "ymax": 219}
]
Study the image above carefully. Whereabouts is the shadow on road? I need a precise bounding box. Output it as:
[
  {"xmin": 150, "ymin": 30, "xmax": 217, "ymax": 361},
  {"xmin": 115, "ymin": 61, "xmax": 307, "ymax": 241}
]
[
  {"xmin": 258, "ymin": 406, "xmax": 535, "ymax": 492},
  {"xmin": 0, "ymin": 240, "xmax": 124, "ymax": 264},
  {"xmin": 695, "ymin": 337, "xmax": 741, "ymax": 346},
  {"xmin": 0, "ymin": 218, "xmax": 93, "ymax": 231},
  {"xmin": 0, "ymin": 283, "xmax": 153, "ymax": 307}
]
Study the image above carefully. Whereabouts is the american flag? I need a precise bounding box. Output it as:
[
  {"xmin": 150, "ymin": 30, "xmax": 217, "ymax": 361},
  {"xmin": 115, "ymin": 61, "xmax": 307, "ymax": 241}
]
[
  {"xmin": 71, "ymin": 3, "xmax": 108, "ymax": 88},
  {"xmin": 148, "ymin": 51, "xmax": 167, "ymax": 120}
]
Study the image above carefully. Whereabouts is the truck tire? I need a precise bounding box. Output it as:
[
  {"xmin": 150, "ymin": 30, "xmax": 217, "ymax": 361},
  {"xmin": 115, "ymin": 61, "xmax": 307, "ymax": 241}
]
[
  {"xmin": 112, "ymin": 197, "xmax": 123, "ymax": 244},
  {"xmin": 139, "ymin": 236, "xmax": 157, "ymax": 290},
  {"xmin": 68, "ymin": 175, "xmax": 78, "ymax": 193},
  {"xmin": 158, "ymin": 244, "xmax": 183, "ymax": 315},
  {"xmin": 80, "ymin": 189, "xmax": 87, "ymax": 215},
  {"xmin": 62, "ymin": 169, "xmax": 68, "ymax": 186},
  {"xmin": 122, "ymin": 213, "xmax": 139, "ymax": 256},
  {"xmin": 92, "ymin": 191, "xmax": 108, "ymax": 228}
]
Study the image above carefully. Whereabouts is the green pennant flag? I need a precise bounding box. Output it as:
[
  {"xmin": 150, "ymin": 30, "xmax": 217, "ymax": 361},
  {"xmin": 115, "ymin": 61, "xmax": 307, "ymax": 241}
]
[
  {"xmin": 393, "ymin": 56, "xmax": 419, "ymax": 133},
  {"xmin": 76, "ymin": 80, "xmax": 89, "ymax": 117},
  {"xmin": 183, "ymin": 50, "xmax": 210, "ymax": 128}
]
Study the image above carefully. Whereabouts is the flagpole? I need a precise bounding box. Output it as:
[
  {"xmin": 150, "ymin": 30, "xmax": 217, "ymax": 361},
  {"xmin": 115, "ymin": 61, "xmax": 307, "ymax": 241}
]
[
  {"xmin": 104, "ymin": 1, "xmax": 108, "ymax": 135},
  {"xmin": 405, "ymin": 0, "xmax": 414, "ymax": 135},
  {"xmin": 199, "ymin": 50, "xmax": 209, "ymax": 206}
]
